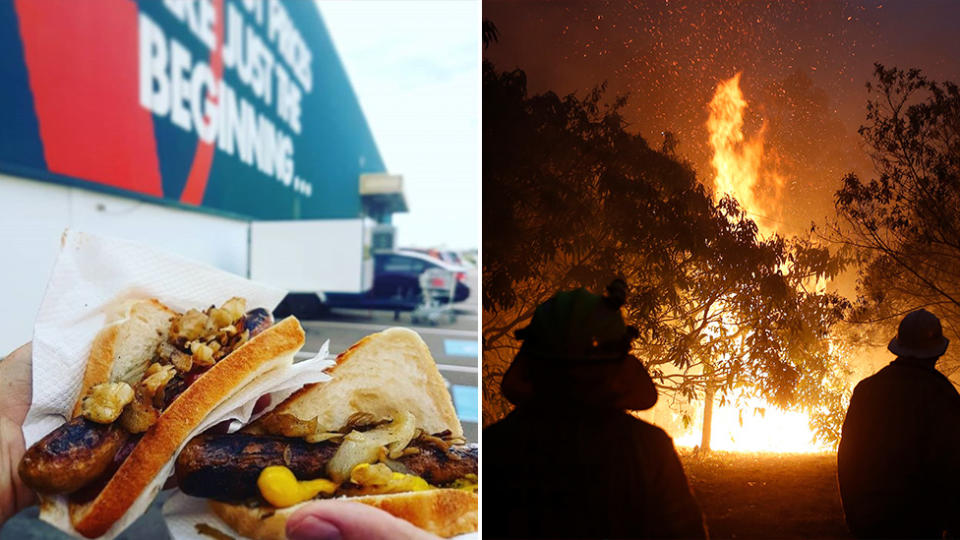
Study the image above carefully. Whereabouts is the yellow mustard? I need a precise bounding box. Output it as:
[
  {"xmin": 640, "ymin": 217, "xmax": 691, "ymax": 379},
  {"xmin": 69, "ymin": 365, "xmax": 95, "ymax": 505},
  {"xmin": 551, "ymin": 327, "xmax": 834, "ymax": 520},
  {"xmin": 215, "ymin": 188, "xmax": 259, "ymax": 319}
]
[
  {"xmin": 350, "ymin": 463, "xmax": 432, "ymax": 494},
  {"xmin": 257, "ymin": 466, "xmax": 337, "ymax": 508},
  {"xmin": 446, "ymin": 474, "xmax": 479, "ymax": 493}
]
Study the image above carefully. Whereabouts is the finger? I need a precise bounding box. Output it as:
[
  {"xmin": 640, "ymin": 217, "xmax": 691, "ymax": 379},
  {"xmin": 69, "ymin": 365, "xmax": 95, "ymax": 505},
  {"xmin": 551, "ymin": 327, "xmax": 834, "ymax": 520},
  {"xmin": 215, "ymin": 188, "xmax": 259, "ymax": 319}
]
[
  {"xmin": 286, "ymin": 500, "xmax": 439, "ymax": 540},
  {"xmin": 0, "ymin": 343, "xmax": 32, "ymax": 426},
  {"xmin": 0, "ymin": 416, "xmax": 34, "ymax": 525},
  {"xmin": 6, "ymin": 417, "xmax": 35, "ymax": 513}
]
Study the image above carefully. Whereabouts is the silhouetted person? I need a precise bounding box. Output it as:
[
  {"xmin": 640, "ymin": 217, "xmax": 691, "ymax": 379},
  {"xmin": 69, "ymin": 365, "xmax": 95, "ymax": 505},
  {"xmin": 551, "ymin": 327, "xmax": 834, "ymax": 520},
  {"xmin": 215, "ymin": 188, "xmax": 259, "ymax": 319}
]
[
  {"xmin": 485, "ymin": 281, "xmax": 707, "ymax": 539},
  {"xmin": 837, "ymin": 309, "xmax": 960, "ymax": 538}
]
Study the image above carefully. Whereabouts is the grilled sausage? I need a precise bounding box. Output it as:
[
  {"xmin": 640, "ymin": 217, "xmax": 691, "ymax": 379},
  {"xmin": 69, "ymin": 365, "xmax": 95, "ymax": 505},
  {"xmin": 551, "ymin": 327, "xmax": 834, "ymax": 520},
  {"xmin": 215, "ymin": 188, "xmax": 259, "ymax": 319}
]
[
  {"xmin": 175, "ymin": 433, "xmax": 338, "ymax": 501},
  {"xmin": 245, "ymin": 308, "xmax": 273, "ymax": 338},
  {"xmin": 396, "ymin": 444, "xmax": 478, "ymax": 485},
  {"xmin": 18, "ymin": 417, "xmax": 129, "ymax": 494},
  {"xmin": 69, "ymin": 435, "xmax": 141, "ymax": 504},
  {"xmin": 174, "ymin": 433, "xmax": 479, "ymax": 502}
]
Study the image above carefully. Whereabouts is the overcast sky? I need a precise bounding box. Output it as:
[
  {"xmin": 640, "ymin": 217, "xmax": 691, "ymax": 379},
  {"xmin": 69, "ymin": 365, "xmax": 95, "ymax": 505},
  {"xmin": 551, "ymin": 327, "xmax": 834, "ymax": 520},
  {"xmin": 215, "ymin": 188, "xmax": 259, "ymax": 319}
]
[{"xmin": 317, "ymin": 1, "xmax": 479, "ymax": 251}]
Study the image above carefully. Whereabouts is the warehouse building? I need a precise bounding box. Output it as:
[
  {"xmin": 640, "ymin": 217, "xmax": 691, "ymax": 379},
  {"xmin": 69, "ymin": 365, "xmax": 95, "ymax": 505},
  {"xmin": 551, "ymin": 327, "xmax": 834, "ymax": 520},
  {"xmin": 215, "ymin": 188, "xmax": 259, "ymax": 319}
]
[{"xmin": 0, "ymin": 0, "xmax": 407, "ymax": 353}]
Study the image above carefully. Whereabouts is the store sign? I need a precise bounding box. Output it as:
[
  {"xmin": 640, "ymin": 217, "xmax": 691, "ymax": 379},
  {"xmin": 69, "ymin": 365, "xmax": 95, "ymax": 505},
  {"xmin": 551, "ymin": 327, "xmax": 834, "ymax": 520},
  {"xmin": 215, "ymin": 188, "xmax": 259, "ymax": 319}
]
[{"xmin": 0, "ymin": 0, "xmax": 384, "ymax": 220}]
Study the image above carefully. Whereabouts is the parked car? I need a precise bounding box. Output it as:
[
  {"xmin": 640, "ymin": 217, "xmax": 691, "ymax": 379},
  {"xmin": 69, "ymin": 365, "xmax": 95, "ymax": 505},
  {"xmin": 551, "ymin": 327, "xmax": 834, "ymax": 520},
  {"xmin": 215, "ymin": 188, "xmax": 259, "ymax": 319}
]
[
  {"xmin": 438, "ymin": 250, "xmax": 464, "ymax": 266},
  {"xmin": 275, "ymin": 251, "xmax": 470, "ymax": 319},
  {"xmin": 399, "ymin": 247, "xmax": 465, "ymax": 266}
]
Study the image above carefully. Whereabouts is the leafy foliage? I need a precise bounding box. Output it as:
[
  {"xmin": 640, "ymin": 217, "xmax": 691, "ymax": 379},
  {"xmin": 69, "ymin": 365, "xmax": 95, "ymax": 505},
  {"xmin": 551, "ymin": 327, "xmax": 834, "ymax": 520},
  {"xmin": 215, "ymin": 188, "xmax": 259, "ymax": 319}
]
[
  {"xmin": 831, "ymin": 64, "xmax": 960, "ymax": 378},
  {"xmin": 483, "ymin": 61, "xmax": 851, "ymax": 446},
  {"xmin": 482, "ymin": 19, "xmax": 499, "ymax": 49}
]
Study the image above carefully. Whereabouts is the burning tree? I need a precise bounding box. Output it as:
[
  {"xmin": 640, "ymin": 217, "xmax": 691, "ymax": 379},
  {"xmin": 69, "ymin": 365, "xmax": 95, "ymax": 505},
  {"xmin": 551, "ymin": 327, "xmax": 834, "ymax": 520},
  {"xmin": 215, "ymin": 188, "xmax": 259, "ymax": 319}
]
[
  {"xmin": 832, "ymin": 65, "xmax": 960, "ymax": 378},
  {"xmin": 483, "ymin": 61, "xmax": 850, "ymax": 448}
]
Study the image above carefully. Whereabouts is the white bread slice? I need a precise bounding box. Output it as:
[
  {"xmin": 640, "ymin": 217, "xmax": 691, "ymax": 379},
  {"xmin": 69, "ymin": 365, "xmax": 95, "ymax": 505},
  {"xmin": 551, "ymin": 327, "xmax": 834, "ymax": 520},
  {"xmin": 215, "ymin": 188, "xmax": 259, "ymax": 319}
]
[
  {"xmin": 65, "ymin": 316, "xmax": 305, "ymax": 538},
  {"xmin": 71, "ymin": 299, "xmax": 176, "ymax": 417},
  {"xmin": 210, "ymin": 489, "xmax": 479, "ymax": 539},
  {"xmin": 216, "ymin": 327, "xmax": 477, "ymax": 539},
  {"xmin": 251, "ymin": 327, "xmax": 462, "ymax": 437}
]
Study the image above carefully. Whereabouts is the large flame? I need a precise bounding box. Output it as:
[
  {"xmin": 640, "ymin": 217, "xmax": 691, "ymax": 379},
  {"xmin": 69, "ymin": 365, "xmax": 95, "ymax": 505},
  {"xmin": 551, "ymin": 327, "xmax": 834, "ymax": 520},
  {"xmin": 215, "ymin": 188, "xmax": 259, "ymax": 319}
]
[
  {"xmin": 707, "ymin": 73, "xmax": 784, "ymax": 236},
  {"xmin": 670, "ymin": 73, "xmax": 823, "ymax": 453}
]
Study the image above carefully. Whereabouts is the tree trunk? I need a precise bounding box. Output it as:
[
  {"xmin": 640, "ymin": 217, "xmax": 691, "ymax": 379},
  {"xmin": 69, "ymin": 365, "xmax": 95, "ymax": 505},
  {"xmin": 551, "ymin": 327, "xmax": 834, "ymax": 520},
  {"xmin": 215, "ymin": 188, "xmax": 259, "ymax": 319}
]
[
  {"xmin": 700, "ymin": 361, "xmax": 715, "ymax": 452},
  {"xmin": 701, "ymin": 383, "xmax": 714, "ymax": 452}
]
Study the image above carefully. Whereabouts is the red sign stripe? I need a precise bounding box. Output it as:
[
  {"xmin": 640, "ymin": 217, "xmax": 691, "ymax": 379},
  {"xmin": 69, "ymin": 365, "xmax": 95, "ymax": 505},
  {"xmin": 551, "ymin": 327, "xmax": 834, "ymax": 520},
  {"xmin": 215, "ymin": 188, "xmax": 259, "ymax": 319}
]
[
  {"xmin": 179, "ymin": 0, "xmax": 223, "ymax": 206},
  {"xmin": 15, "ymin": 0, "xmax": 163, "ymax": 197}
]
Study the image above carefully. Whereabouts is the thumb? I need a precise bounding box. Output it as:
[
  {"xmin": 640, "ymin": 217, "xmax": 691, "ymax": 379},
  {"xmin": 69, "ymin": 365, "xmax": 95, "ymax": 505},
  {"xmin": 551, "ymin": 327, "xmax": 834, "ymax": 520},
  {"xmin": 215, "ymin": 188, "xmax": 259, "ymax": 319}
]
[{"xmin": 286, "ymin": 500, "xmax": 439, "ymax": 540}]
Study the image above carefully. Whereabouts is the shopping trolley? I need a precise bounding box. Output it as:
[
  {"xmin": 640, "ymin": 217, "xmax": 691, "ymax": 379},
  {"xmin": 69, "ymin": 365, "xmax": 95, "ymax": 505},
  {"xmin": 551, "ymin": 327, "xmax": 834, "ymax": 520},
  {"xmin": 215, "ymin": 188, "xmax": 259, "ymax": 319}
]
[{"xmin": 411, "ymin": 267, "xmax": 458, "ymax": 325}]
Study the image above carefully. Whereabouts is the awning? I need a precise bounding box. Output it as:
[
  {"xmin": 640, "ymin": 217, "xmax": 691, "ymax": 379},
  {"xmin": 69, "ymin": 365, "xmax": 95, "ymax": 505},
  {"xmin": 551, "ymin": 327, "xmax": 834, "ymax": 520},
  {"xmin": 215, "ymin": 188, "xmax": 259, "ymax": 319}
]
[{"xmin": 360, "ymin": 173, "xmax": 408, "ymax": 219}]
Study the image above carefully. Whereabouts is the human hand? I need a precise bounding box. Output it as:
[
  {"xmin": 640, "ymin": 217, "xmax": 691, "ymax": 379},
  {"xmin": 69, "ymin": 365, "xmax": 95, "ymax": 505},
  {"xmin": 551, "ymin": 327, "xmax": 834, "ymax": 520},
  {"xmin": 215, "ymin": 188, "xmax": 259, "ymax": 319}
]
[
  {"xmin": 0, "ymin": 343, "xmax": 35, "ymax": 524},
  {"xmin": 286, "ymin": 500, "xmax": 440, "ymax": 540}
]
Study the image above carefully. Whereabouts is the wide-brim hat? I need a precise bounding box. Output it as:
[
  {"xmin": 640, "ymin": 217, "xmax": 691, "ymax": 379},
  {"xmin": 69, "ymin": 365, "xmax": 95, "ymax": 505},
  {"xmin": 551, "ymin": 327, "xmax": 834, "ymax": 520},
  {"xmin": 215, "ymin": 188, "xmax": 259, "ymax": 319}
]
[
  {"xmin": 887, "ymin": 308, "xmax": 950, "ymax": 359},
  {"xmin": 501, "ymin": 283, "xmax": 658, "ymax": 410}
]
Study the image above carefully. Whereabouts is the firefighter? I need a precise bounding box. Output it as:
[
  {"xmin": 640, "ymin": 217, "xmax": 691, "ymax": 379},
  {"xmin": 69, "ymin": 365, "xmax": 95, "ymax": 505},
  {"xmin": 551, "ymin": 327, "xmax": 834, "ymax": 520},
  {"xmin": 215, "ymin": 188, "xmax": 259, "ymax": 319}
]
[
  {"xmin": 838, "ymin": 309, "xmax": 960, "ymax": 538},
  {"xmin": 484, "ymin": 280, "xmax": 707, "ymax": 539}
]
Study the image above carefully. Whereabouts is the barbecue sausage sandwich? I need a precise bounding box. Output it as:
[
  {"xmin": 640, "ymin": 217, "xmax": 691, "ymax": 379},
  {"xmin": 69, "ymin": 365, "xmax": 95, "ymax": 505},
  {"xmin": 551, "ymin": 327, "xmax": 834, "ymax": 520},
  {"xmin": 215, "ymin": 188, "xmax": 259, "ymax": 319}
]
[
  {"xmin": 174, "ymin": 327, "xmax": 479, "ymax": 539},
  {"xmin": 19, "ymin": 297, "xmax": 305, "ymax": 538}
]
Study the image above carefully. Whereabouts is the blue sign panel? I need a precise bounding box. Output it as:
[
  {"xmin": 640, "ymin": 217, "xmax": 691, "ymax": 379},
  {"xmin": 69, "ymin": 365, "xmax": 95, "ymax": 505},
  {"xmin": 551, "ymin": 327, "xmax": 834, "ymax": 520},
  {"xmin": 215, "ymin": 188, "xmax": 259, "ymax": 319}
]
[
  {"xmin": 451, "ymin": 385, "xmax": 478, "ymax": 424},
  {"xmin": 444, "ymin": 339, "xmax": 479, "ymax": 357}
]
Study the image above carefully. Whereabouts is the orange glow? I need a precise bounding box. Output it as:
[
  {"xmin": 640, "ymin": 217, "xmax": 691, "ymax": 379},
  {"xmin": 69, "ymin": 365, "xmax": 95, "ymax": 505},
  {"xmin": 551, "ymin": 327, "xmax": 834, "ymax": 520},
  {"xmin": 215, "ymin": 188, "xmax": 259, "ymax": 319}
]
[
  {"xmin": 707, "ymin": 73, "xmax": 784, "ymax": 236},
  {"xmin": 674, "ymin": 398, "xmax": 830, "ymax": 453},
  {"xmin": 680, "ymin": 73, "xmax": 826, "ymax": 454}
]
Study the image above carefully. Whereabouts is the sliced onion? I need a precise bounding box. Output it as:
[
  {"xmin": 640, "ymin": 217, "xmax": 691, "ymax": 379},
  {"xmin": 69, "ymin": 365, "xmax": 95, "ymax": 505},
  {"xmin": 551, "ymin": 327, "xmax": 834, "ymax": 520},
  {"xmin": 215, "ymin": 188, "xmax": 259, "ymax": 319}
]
[
  {"xmin": 304, "ymin": 432, "xmax": 344, "ymax": 444},
  {"xmin": 326, "ymin": 411, "xmax": 416, "ymax": 483},
  {"xmin": 257, "ymin": 413, "xmax": 318, "ymax": 438},
  {"xmin": 381, "ymin": 458, "xmax": 413, "ymax": 475},
  {"xmin": 341, "ymin": 412, "xmax": 390, "ymax": 432}
]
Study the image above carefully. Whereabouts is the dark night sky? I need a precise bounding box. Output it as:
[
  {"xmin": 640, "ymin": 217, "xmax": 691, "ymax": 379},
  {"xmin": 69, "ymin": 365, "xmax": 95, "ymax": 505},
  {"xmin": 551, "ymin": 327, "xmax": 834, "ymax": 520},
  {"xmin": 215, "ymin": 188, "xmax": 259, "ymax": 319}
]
[{"xmin": 484, "ymin": 0, "xmax": 960, "ymax": 236}]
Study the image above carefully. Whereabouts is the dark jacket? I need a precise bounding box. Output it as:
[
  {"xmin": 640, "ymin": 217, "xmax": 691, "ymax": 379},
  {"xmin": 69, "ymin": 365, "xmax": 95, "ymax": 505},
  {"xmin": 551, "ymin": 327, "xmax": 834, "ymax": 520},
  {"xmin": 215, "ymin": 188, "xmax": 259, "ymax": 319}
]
[
  {"xmin": 484, "ymin": 402, "xmax": 707, "ymax": 539},
  {"xmin": 837, "ymin": 357, "xmax": 960, "ymax": 538}
]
